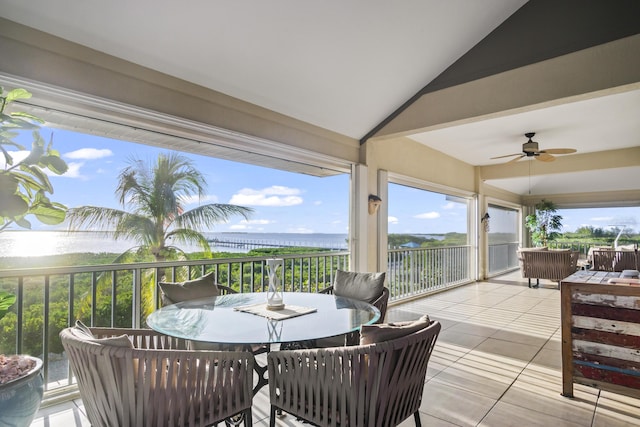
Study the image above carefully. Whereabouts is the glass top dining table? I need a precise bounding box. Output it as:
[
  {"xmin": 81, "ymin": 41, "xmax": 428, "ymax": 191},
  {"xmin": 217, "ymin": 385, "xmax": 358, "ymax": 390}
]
[{"xmin": 146, "ymin": 292, "xmax": 380, "ymax": 346}]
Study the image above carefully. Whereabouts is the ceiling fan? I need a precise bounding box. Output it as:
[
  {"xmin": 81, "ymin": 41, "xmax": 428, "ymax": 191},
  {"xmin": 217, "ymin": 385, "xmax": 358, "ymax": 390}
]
[{"xmin": 491, "ymin": 132, "xmax": 577, "ymax": 163}]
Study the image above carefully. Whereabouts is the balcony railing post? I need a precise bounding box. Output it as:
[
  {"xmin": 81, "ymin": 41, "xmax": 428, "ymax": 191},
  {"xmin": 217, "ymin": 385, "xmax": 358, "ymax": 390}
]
[
  {"xmin": 132, "ymin": 268, "xmax": 142, "ymax": 329},
  {"xmin": 16, "ymin": 276, "xmax": 24, "ymax": 354}
]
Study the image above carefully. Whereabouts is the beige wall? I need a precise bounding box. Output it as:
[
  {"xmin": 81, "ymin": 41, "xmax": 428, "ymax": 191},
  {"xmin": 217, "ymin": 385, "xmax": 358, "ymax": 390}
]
[{"xmin": 366, "ymin": 137, "xmax": 476, "ymax": 192}]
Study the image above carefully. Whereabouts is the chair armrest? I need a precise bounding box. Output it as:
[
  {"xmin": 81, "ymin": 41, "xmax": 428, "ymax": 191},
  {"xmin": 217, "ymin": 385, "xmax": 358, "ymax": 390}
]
[{"xmin": 89, "ymin": 327, "xmax": 188, "ymax": 350}]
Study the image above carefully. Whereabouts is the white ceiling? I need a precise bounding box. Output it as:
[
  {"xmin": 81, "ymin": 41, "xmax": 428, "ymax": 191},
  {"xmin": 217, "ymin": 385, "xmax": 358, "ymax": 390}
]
[
  {"xmin": 409, "ymin": 88, "xmax": 640, "ymax": 196},
  {"xmin": 0, "ymin": 0, "xmax": 526, "ymax": 139},
  {"xmin": 408, "ymin": 89, "xmax": 640, "ymax": 166},
  {"xmin": 0, "ymin": 0, "xmax": 638, "ymax": 199}
]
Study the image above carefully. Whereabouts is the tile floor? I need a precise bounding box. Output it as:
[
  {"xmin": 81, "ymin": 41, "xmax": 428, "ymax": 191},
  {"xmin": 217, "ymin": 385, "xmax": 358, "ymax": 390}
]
[{"xmin": 32, "ymin": 272, "xmax": 640, "ymax": 426}]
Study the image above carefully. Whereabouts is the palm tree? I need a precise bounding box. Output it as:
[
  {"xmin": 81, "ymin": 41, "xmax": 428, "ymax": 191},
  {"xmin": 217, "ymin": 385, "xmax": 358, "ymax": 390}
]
[
  {"xmin": 65, "ymin": 152, "xmax": 252, "ymax": 327},
  {"xmin": 67, "ymin": 152, "xmax": 253, "ymax": 261}
]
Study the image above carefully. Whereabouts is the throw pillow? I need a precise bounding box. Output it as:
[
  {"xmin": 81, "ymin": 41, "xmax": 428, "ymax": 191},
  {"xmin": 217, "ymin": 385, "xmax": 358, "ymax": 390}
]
[
  {"xmin": 360, "ymin": 314, "xmax": 430, "ymax": 345},
  {"xmin": 159, "ymin": 271, "xmax": 219, "ymax": 305},
  {"xmin": 72, "ymin": 320, "xmax": 133, "ymax": 348},
  {"xmin": 333, "ymin": 270, "xmax": 385, "ymax": 304}
]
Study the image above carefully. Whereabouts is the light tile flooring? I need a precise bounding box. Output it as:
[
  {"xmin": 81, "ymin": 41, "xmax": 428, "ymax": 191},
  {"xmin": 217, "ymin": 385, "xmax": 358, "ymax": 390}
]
[{"xmin": 32, "ymin": 272, "xmax": 640, "ymax": 426}]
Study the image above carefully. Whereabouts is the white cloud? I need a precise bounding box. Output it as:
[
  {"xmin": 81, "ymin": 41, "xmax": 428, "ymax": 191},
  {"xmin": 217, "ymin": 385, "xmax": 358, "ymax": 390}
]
[
  {"xmin": 60, "ymin": 162, "xmax": 85, "ymax": 178},
  {"xmin": 64, "ymin": 148, "xmax": 113, "ymax": 160},
  {"xmin": 0, "ymin": 150, "xmax": 28, "ymax": 167},
  {"xmin": 331, "ymin": 220, "xmax": 342, "ymax": 224},
  {"xmin": 313, "ymin": 200, "xmax": 322, "ymax": 205},
  {"xmin": 414, "ymin": 212, "xmax": 440, "ymax": 219},
  {"xmin": 180, "ymin": 194, "xmax": 219, "ymax": 205},
  {"xmin": 229, "ymin": 186, "xmax": 303, "ymax": 207},
  {"xmin": 591, "ymin": 216, "xmax": 613, "ymax": 222},
  {"xmin": 388, "ymin": 216, "xmax": 399, "ymax": 224},
  {"xmin": 442, "ymin": 202, "xmax": 457, "ymax": 210}
]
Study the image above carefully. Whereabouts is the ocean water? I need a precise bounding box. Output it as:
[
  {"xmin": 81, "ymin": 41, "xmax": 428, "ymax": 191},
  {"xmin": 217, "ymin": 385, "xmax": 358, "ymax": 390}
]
[{"xmin": 0, "ymin": 231, "xmax": 349, "ymax": 258}]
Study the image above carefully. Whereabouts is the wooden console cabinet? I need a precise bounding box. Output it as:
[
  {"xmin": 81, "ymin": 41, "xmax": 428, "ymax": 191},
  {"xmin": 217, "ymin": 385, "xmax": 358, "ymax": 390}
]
[{"xmin": 561, "ymin": 270, "xmax": 640, "ymax": 399}]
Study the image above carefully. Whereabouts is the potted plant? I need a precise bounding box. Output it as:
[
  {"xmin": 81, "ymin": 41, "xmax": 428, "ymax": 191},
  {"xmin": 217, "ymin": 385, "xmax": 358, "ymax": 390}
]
[
  {"xmin": 0, "ymin": 290, "xmax": 45, "ymax": 426},
  {"xmin": 525, "ymin": 199, "xmax": 563, "ymax": 247},
  {"xmin": 0, "ymin": 87, "xmax": 68, "ymax": 425}
]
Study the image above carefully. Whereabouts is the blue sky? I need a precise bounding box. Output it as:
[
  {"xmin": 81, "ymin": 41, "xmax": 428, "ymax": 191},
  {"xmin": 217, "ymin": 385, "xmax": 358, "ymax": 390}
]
[
  {"xmin": 15, "ymin": 127, "xmax": 350, "ymax": 234},
  {"xmin": 7, "ymin": 127, "xmax": 640, "ymax": 235}
]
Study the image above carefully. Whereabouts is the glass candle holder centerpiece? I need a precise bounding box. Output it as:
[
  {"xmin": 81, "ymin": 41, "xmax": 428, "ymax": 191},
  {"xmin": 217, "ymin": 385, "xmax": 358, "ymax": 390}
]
[{"xmin": 266, "ymin": 258, "xmax": 285, "ymax": 310}]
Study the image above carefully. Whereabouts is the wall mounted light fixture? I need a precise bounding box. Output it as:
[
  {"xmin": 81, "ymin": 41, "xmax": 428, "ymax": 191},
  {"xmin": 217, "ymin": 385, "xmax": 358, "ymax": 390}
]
[
  {"xmin": 481, "ymin": 212, "xmax": 491, "ymax": 232},
  {"xmin": 368, "ymin": 194, "xmax": 382, "ymax": 215}
]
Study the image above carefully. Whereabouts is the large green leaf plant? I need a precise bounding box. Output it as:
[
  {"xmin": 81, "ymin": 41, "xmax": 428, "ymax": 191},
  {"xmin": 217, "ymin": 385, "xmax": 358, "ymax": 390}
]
[
  {"xmin": 0, "ymin": 87, "xmax": 68, "ymax": 231},
  {"xmin": 525, "ymin": 199, "xmax": 563, "ymax": 247}
]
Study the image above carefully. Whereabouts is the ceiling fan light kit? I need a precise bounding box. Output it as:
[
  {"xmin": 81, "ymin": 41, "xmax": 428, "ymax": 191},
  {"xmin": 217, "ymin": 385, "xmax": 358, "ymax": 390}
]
[{"xmin": 491, "ymin": 132, "xmax": 577, "ymax": 163}]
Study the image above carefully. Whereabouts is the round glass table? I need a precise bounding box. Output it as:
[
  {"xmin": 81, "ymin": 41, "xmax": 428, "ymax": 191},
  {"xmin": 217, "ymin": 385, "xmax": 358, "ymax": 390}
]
[{"xmin": 146, "ymin": 292, "xmax": 380, "ymax": 345}]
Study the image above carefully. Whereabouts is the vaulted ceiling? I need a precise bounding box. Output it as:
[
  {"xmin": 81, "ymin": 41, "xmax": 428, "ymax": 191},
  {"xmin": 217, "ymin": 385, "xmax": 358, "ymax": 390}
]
[{"xmin": 0, "ymin": 0, "xmax": 638, "ymax": 202}]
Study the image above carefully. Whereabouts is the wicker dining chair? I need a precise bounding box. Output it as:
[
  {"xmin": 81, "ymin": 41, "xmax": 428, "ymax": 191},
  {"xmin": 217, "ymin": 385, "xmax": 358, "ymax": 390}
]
[
  {"xmin": 268, "ymin": 319, "xmax": 441, "ymax": 427},
  {"xmin": 313, "ymin": 270, "xmax": 389, "ymax": 347},
  {"xmin": 592, "ymin": 250, "xmax": 616, "ymax": 272},
  {"xmin": 320, "ymin": 286, "xmax": 389, "ymax": 324},
  {"xmin": 60, "ymin": 325, "xmax": 254, "ymax": 427}
]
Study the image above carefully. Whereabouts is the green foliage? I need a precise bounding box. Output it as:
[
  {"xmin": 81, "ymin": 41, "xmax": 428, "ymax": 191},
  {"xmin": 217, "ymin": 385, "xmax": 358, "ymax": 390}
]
[
  {"xmin": 525, "ymin": 199, "xmax": 563, "ymax": 247},
  {"xmin": 388, "ymin": 233, "xmax": 467, "ymax": 248},
  {"xmin": 247, "ymin": 247, "xmax": 332, "ymax": 256},
  {"xmin": 0, "ymin": 290, "xmax": 16, "ymax": 320},
  {"xmin": 0, "ymin": 87, "xmax": 69, "ymax": 231}
]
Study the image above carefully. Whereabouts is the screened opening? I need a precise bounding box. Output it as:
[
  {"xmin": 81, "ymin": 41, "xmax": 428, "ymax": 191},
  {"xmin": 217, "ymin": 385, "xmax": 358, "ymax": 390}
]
[
  {"xmin": 386, "ymin": 181, "xmax": 473, "ymax": 298},
  {"xmin": 487, "ymin": 204, "xmax": 520, "ymax": 275}
]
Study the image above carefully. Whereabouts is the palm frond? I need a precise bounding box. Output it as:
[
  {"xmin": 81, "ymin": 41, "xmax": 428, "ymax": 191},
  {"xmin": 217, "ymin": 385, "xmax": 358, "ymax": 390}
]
[
  {"xmin": 67, "ymin": 206, "xmax": 131, "ymax": 233},
  {"xmin": 166, "ymin": 228, "xmax": 212, "ymax": 256},
  {"xmin": 113, "ymin": 215, "xmax": 157, "ymax": 245},
  {"xmin": 175, "ymin": 204, "xmax": 253, "ymax": 230}
]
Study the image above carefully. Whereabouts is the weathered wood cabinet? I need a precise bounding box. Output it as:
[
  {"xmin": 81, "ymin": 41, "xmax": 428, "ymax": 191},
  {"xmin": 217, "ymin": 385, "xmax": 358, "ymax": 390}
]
[{"xmin": 561, "ymin": 271, "xmax": 640, "ymax": 399}]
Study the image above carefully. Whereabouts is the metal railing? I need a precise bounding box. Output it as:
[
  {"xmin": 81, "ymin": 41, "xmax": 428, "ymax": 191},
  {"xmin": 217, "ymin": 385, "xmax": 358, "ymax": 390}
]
[
  {"xmin": 0, "ymin": 245, "xmax": 473, "ymax": 400},
  {"xmin": 0, "ymin": 251, "xmax": 348, "ymax": 395},
  {"xmin": 387, "ymin": 245, "xmax": 472, "ymax": 300}
]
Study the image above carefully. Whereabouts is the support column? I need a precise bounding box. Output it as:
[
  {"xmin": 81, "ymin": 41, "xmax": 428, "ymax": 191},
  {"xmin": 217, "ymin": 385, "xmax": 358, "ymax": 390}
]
[{"xmin": 350, "ymin": 164, "xmax": 368, "ymax": 271}]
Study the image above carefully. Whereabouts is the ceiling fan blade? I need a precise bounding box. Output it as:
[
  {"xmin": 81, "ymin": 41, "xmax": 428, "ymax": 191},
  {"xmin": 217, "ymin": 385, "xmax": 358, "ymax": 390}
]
[
  {"xmin": 541, "ymin": 148, "xmax": 577, "ymax": 155},
  {"xmin": 490, "ymin": 153, "xmax": 521, "ymax": 159},
  {"xmin": 535, "ymin": 153, "xmax": 555, "ymax": 162},
  {"xmin": 507, "ymin": 154, "xmax": 525, "ymax": 163}
]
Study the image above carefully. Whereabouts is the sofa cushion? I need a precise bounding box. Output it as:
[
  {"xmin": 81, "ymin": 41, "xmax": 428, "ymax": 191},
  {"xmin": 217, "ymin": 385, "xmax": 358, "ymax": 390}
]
[
  {"xmin": 159, "ymin": 272, "xmax": 219, "ymax": 305},
  {"xmin": 333, "ymin": 270, "xmax": 385, "ymax": 304},
  {"xmin": 360, "ymin": 314, "xmax": 430, "ymax": 345}
]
